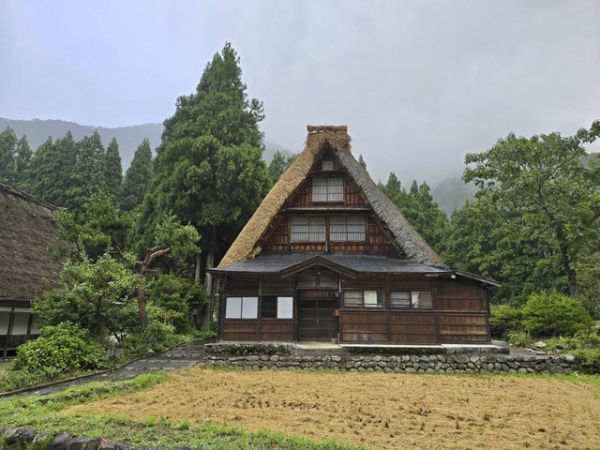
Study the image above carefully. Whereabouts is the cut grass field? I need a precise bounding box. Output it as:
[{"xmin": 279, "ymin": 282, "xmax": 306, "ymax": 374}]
[{"xmin": 65, "ymin": 368, "xmax": 600, "ymax": 449}]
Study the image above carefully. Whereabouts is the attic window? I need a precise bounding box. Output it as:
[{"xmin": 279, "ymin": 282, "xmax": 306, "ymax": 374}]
[
  {"xmin": 313, "ymin": 177, "xmax": 343, "ymax": 202},
  {"xmin": 321, "ymin": 160, "xmax": 334, "ymax": 171}
]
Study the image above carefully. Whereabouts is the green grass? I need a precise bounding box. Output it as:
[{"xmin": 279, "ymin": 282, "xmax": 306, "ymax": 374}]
[{"xmin": 0, "ymin": 372, "xmax": 356, "ymax": 449}]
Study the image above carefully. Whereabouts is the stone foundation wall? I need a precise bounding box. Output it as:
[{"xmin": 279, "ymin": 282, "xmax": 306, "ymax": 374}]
[{"xmin": 200, "ymin": 353, "xmax": 580, "ymax": 374}]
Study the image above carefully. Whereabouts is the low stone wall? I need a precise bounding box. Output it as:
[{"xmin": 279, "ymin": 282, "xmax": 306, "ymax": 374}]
[
  {"xmin": 200, "ymin": 353, "xmax": 580, "ymax": 374},
  {"xmin": 205, "ymin": 342, "xmax": 296, "ymax": 355}
]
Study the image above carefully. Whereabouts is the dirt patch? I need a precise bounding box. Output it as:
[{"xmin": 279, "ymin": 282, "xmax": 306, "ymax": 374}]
[{"xmin": 66, "ymin": 368, "xmax": 600, "ymax": 449}]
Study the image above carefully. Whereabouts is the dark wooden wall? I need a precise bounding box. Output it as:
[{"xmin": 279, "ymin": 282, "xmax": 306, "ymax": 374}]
[
  {"xmin": 221, "ymin": 273, "xmax": 491, "ymax": 344},
  {"xmin": 339, "ymin": 275, "xmax": 489, "ymax": 344}
]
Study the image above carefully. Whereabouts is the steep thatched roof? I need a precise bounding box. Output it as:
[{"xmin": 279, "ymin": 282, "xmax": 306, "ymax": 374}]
[
  {"xmin": 218, "ymin": 126, "xmax": 443, "ymax": 268},
  {"xmin": 0, "ymin": 183, "xmax": 70, "ymax": 303}
]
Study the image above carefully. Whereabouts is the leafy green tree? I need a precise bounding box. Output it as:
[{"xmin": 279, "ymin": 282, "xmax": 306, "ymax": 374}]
[
  {"xmin": 14, "ymin": 135, "xmax": 32, "ymax": 187},
  {"xmin": 463, "ymin": 122, "xmax": 600, "ymax": 294},
  {"xmin": 443, "ymin": 199, "xmax": 561, "ymax": 304},
  {"xmin": 576, "ymin": 253, "xmax": 600, "ymax": 318},
  {"xmin": 0, "ymin": 126, "xmax": 17, "ymax": 184},
  {"xmin": 139, "ymin": 42, "xmax": 270, "ymax": 280},
  {"xmin": 104, "ymin": 137, "xmax": 123, "ymax": 201},
  {"xmin": 35, "ymin": 255, "xmax": 139, "ymax": 344},
  {"xmin": 123, "ymin": 138, "xmax": 153, "ymax": 211}
]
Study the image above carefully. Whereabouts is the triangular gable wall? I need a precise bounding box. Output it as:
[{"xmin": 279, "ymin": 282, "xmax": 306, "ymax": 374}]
[{"xmin": 218, "ymin": 126, "xmax": 443, "ymax": 268}]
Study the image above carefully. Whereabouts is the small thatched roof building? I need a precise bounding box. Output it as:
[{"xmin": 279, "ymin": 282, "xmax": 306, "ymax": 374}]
[
  {"xmin": 0, "ymin": 183, "xmax": 70, "ymax": 356},
  {"xmin": 213, "ymin": 125, "xmax": 497, "ymax": 345}
]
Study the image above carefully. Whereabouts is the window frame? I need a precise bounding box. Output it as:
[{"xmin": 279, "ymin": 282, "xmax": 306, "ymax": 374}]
[
  {"xmin": 342, "ymin": 289, "xmax": 385, "ymax": 309},
  {"xmin": 329, "ymin": 215, "xmax": 367, "ymax": 242},
  {"xmin": 289, "ymin": 216, "xmax": 326, "ymax": 242},
  {"xmin": 225, "ymin": 296, "xmax": 258, "ymax": 319},
  {"xmin": 261, "ymin": 296, "xmax": 294, "ymax": 319},
  {"xmin": 390, "ymin": 290, "xmax": 434, "ymax": 309},
  {"xmin": 312, "ymin": 177, "xmax": 344, "ymax": 202}
]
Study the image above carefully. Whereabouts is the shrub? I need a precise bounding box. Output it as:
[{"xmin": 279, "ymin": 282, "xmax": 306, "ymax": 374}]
[
  {"xmin": 2, "ymin": 322, "xmax": 108, "ymax": 390},
  {"xmin": 489, "ymin": 304, "xmax": 523, "ymax": 337},
  {"xmin": 149, "ymin": 275, "xmax": 206, "ymax": 333},
  {"xmin": 144, "ymin": 320, "xmax": 177, "ymax": 352},
  {"xmin": 573, "ymin": 348, "xmax": 600, "ymax": 373},
  {"xmin": 506, "ymin": 329, "xmax": 530, "ymax": 347},
  {"xmin": 521, "ymin": 292, "xmax": 592, "ymax": 337}
]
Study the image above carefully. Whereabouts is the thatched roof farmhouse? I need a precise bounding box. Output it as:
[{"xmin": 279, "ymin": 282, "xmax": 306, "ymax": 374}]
[
  {"xmin": 0, "ymin": 183, "xmax": 69, "ymax": 356},
  {"xmin": 213, "ymin": 125, "xmax": 497, "ymax": 345}
]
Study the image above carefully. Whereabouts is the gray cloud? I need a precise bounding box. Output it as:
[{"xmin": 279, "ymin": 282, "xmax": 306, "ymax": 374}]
[{"xmin": 1, "ymin": 0, "xmax": 598, "ymax": 183}]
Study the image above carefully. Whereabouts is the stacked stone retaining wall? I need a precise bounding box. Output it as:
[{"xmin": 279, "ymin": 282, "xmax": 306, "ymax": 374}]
[{"xmin": 200, "ymin": 353, "xmax": 580, "ymax": 374}]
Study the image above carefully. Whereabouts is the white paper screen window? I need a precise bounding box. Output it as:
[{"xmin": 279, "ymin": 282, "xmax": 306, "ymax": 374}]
[
  {"xmin": 330, "ymin": 216, "xmax": 365, "ymax": 241},
  {"xmin": 312, "ymin": 177, "xmax": 343, "ymax": 202},
  {"xmin": 322, "ymin": 160, "xmax": 334, "ymax": 171},
  {"xmin": 225, "ymin": 297, "xmax": 242, "ymax": 319},
  {"xmin": 277, "ymin": 297, "xmax": 294, "ymax": 319},
  {"xmin": 290, "ymin": 216, "xmax": 325, "ymax": 241},
  {"xmin": 364, "ymin": 290, "xmax": 379, "ymax": 307},
  {"xmin": 241, "ymin": 297, "xmax": 258, "ymax": 318},
  {"xmin": 344, "ymin": 290, "xmax": 362, "ymax": 307}
]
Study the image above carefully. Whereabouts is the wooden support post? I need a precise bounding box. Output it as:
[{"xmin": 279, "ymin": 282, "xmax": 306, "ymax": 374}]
[
  {"xmin": 3, "ymin": 307, "xmax": 15, "ymax": 358},
  {"xmin": 257, "ymin": 275, "xmax": 263, "ymax": 341}
]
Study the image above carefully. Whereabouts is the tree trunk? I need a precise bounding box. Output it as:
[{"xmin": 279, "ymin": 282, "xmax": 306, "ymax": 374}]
[
  {"xmin": 556, "ymin": 226, "xmax": 577, "ymax": 295},
  {"xmin": 138, "ymin": 268, "xmax": 149, "ymax": 331},
  {"xmin": 201, "ymin": 249, "xmax": 214, "ymax": 331}
]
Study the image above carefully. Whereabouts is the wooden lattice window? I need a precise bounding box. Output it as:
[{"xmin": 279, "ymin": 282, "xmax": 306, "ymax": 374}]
[
  {"xmin": 330, "ymin": 216, "xmax": 366, "ymax": 241},
  {"xmin": 290, "ymin": 216, "xmax": 326, "ymax": 242},
  {"xmin": 312, "ymin": 177, "xmax": 343, "ymax": 202}
]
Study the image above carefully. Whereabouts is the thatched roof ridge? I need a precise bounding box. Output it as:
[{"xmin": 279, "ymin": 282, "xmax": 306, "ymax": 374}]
[
  {"xmin": 0, "ymin": 184, "xmax": 70, "ymax": 302},
  {"xmin": 218, "ymin": 125, "xmax": 443, "ymax": 268},
  {"xmin": 0, "ymin": 182, "xmax": 62, "ymax": 211}
]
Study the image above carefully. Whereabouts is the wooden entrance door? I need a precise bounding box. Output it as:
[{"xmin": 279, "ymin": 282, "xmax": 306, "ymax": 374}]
[{"xmin": 297, "ymin": 289, "xmax": 338, "ymax": 341}]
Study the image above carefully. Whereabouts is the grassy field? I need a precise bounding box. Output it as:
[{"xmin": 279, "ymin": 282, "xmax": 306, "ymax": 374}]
[{"xmin": 64, "ymin": 368, "xmax": 600, "ymax": 449}]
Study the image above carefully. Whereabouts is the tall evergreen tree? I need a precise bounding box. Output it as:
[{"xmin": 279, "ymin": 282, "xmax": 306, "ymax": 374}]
[
  {"xmin": 379, "ymin": 173, "xmax": 450, "ymax": 255},
  {"xmin": 139, "ymin": 43, "xmax": 270, "ymax": 280},
  {"xmin": 104, "ymin": 137, "xmax": 124, "ymax": 201},
  {"xmin": 0, "ymin": 126, "xmax": 17, "ymax": 185},
  {"xmin": 123, "ymin": 138, "xmax": 153, "ymax": 211},
  {"xmin": 14, "ymin": 135, "xmax": 32, "ymax": 188},
  {"xmin": 70, "ymin": 131, "xmax": 107, "ymax": 217},
  {"xmin": 27, "ymin": 132, "xmax": 79, "ymax": 209},
  {"xmin": 267, "ymin": 150, "xmax": 297, "ymax": 184}
]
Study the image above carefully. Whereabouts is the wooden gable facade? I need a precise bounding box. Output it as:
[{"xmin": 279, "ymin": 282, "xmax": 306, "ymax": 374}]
[{"xmin": 212, "ymin": 126, "xmax": 497, "ymax": 345}]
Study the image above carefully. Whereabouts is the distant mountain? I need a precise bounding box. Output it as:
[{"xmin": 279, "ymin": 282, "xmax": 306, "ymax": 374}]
[
  {"xmin": 431, "ymin": 175, "xmax": 476, "ymax": 215},
  {"xmin": 0, "ymin": 118, "xmax": 294, "ymax": 170},
  {"xmin": 0, "ymin": 118, "xmax": 163, "ymax": 171}
]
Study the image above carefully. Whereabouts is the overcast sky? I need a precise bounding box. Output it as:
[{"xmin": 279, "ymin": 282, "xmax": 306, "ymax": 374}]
[{"xmin": 1, "ymin": 0, "xmax": 599, "ymax": 183}]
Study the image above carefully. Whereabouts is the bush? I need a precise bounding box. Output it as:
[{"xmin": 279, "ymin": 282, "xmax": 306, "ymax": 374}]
[
  {"xmin": 149, "ymin": 275, "xmax": 206, "ymax": 333},
  {"xmin": 521, "ymin": 292, "xmax": 592, "ymax": 337},
  {"xmin": 11, "ymin": 322, "xmax": 107, "ymax": 375},
  {"xmin": 143, "ymin": 320, "xmax": 177, "ymax": 352},
  {"xmin": 573, "ymin": 348, "xmax": 600, "ymax": 373},
  {"xmin": 506, "ymin": 329, "xmax": 530, "ymax": 347},
  {"xmin": 489, "ymin": 304, "xmax": 523, "ymax": 337}
]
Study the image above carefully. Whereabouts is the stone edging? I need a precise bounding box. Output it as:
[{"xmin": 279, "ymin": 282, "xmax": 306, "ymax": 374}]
[{"xmin": 200, "ymin": 353, "xmax": 581, "ymax": 374}]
